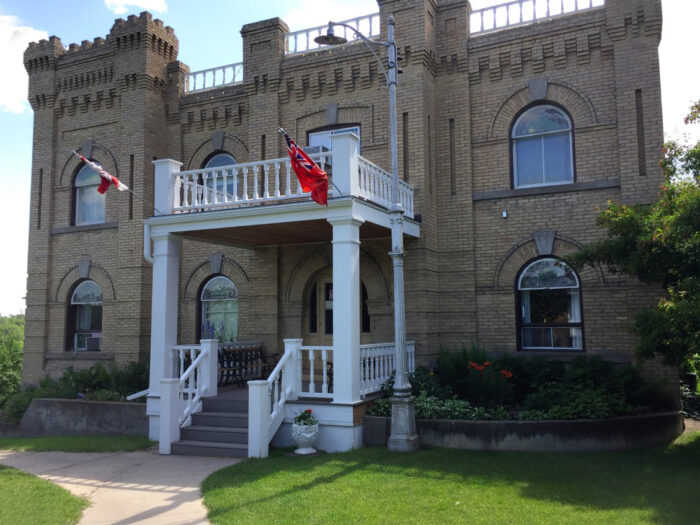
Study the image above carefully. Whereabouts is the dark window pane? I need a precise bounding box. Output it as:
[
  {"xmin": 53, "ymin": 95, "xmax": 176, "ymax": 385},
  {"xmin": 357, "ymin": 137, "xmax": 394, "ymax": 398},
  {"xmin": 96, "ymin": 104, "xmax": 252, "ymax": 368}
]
[
  {"xmin": 309, "ymin": 283, "xmax": 317, "ymax": 333},
  {"xmin": 324, "ymin": 283, "xmax": 333, "ymax": 335},
  {"xmin": 361, "ymin": 282, "xmax": 370, "ymax": 333},
  {"xmin": 527, "ymin": 289, "xmax": 571, "ymax": 324},
  {"xmin": 515, "ymin": 137, "xmax": 543, "ymax": 186}
]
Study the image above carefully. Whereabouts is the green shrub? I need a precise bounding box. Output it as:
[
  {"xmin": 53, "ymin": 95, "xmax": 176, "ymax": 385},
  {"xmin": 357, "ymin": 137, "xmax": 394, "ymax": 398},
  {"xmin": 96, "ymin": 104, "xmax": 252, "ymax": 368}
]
[
  {"xmin": 0, "ymin": 315, "xmax": 24, "ymax": 410},
  {"xmin": 2, "ymin": 361, "xmax": 149, "ymax": 424}
]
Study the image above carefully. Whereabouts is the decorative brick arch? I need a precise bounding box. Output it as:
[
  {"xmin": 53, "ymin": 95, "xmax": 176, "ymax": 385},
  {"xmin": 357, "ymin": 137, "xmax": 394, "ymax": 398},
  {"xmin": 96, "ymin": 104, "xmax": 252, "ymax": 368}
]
[
  {"xmin": 183, "ymin": 255, "xmax": 249, "ymax": 301},
  {"xmin": 488, "ymin": 80, "xmax": 598, "ymax": 140},
  {"xmin": 494, "ymin": 234, "xmax": 604, "ymax": 290},
  {"xmin": 55, "ymin": 261, "xmax": 116, "ymax": 303},
  {"xmin": 186, "ymin": 133, "xmax": 250, "ymax": 170},
  {"xmin": 59, "ymin": 141, "xmax": 119, "ymax": 187}
]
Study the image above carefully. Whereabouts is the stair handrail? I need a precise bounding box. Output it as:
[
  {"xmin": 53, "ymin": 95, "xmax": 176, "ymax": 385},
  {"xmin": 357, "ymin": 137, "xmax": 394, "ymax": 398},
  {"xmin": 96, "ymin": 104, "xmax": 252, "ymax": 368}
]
[
  {"xmin": 248, "ymin": 338, "xmax": 300, "ymax": 458},
  {"xmin": 159, "ymin": 339, "xmax": 219, "ymax": 455}
]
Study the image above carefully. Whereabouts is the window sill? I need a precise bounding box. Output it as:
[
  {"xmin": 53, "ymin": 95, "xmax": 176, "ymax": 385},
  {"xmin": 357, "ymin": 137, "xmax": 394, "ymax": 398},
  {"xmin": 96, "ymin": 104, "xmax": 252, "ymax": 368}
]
[
  {"xmin": 45, "ymin": 352, "xmax": 115, "ymax": 361},
  {"xmin": 472, "ymin": 178, "xmax": 620, "ymax": 201},
  {"xmin": 51, "ymin": 222, "xmax": 118, "ymax": 235}
]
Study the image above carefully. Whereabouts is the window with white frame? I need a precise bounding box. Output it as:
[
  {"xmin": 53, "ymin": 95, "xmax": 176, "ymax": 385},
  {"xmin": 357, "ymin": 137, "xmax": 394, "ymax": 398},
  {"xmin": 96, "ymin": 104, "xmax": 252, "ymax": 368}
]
[
  {"xmin": 69, "ymin": 280, "xmax": 102, "ymax": 351},
  {"xmin": 512, "ymin": 105, "xmax": 573, "ymax": 188},
  {"xmin": 74, "ymin": 162, "xmax": 106, "ymax": 225},
  {"xmin": 200, "ymin": 276, "xmax": 238, "ymax": 342},
  {"xmin": 308, "ymin": 126, "xmax": 360, "ymax": 153},
  {"xmin": 517, "ymin": 258, "xmax": 583, "ymax": 350}
]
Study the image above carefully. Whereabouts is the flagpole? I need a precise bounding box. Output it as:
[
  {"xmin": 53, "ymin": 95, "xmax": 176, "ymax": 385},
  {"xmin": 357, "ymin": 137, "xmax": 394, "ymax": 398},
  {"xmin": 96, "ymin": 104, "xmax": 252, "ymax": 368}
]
[{"xmin": 315, "ymin": 16, "xmax": 418, "ymax": 452}]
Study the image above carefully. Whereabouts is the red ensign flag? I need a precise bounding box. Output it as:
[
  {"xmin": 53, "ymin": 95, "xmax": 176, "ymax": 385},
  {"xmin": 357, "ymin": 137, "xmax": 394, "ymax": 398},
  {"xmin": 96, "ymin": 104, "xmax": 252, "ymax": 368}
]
[
  {"xmin": 283, "ymin": 132, "xmax": 329, "ymax": 206},
  {"xmin": 71, "ymin": 151, "xmax": 128, "ymax": 194}
]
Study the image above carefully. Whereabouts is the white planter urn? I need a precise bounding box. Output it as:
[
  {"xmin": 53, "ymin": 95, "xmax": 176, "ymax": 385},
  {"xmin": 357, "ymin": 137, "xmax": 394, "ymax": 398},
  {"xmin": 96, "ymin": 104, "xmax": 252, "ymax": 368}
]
[{"xmin": 291, "ymin": 423, "xmax": 319, "ymax": 455}]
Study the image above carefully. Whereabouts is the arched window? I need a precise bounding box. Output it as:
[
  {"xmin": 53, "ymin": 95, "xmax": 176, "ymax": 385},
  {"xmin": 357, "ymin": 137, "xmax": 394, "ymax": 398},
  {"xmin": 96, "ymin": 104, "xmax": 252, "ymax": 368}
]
[
  {"xmin": 517, "ymin": 258, "xmax": 582, "ymax": 350},
  {"xmin": 200, "ymin": 276, "xmax": 238, "ymax": 342},
  {"xmin": 68, "ymin": 280, "xmax": 103, "ymax": 351},
  {"xmin": 74, "ymin": 162, "xmax": 106, "ymax": 225},
  {"xmin": 204, "ymin": 152, "xmax": 236, "ymax": 169},
  {"xmin": 512, "ymin": 105, "xmax": 573, "ymax": 188}
]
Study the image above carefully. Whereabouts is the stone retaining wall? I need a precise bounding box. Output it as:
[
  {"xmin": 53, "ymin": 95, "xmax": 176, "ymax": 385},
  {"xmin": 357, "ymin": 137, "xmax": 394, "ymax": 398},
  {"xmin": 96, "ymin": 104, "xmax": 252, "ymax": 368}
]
[
  {"xmin": 364, "ymin": 412, "xmax": 684, "ymax": 451},
  {"xmin": 18, "ymin": 399, "xmax": 148, "ymax": 437}
]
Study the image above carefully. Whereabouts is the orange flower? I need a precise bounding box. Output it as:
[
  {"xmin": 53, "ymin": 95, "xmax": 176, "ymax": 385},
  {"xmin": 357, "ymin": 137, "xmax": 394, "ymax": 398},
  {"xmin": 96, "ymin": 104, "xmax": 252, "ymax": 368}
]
[{"xmin": 500, "ymin": 369, "xmax": 513, "ymax": 379}]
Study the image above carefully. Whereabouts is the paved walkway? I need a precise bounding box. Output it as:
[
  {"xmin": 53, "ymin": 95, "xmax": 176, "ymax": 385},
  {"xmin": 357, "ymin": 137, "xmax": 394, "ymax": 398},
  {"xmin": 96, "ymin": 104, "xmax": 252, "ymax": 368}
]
[{"xmin": 0, "ymin": 446, "xmax": 238, "ymax": 525}]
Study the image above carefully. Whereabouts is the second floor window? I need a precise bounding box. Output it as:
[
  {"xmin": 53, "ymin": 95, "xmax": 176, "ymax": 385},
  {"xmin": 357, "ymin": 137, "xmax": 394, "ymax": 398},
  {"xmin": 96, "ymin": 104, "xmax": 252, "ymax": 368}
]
[
  {"xmin": 74, "ymin": 162, "xmax": 106, "ymax": 225},
  {"xmin": 512, "ymin": 105, "xmax": 573, "ymax": 189}
]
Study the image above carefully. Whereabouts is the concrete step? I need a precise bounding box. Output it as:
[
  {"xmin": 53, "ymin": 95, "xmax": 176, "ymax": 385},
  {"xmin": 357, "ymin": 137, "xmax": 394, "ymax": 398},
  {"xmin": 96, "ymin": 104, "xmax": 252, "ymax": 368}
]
[
  {"xmin": 171, "ymin": 440, "xmax": 248, "ymax": 458},
  {"xmin": 180, "ymin": 425, "xmax": 248, "ymax": 444},
  {"xmin": 191, "ymin": 411, "xmax": 248, "ymax": 428},
  {"xmin": 202, "ymin": 397, "xmax": 247, "ymax": 413}
]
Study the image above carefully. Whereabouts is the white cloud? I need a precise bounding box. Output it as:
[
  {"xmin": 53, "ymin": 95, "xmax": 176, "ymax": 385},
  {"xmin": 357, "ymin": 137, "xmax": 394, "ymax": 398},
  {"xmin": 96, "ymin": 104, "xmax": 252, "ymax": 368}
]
[
  {"xmin": 282, "ymin": 0, "xmax": 379, "ymax": 32},
  {"xmin": 0, "ymin": 16, "xmax": 47, "ymax": 114},
  {"xmin": 104, "ymin": 0, "xmax": 168, "ymax": 15}
]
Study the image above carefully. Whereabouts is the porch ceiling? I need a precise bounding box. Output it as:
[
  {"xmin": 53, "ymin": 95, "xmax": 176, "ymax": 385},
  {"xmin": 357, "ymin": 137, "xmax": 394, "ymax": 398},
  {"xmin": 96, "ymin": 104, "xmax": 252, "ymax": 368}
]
[{"xmin": 180, "ymin": 220, "xmax": 391, "ymax": 247}]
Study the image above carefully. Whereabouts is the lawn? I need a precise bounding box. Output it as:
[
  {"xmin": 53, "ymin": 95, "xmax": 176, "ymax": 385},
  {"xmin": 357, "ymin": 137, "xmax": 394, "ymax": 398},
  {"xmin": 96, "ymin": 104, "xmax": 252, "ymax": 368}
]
[
  {"xmin": 0, "ymin": 465, "xmax": 87, "ymax": 525},
  {"xmin": 203, "ymin": 431, "xmax": 700, "ymax": 525},
  {"xmin": 0, "ymin": 434, "xmax": 154, "ymax": 452}
]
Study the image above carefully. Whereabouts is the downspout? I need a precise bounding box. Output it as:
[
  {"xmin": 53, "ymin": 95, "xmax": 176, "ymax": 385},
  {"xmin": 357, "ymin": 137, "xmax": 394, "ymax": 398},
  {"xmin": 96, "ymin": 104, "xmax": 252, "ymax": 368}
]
[{"xmin": 144, "ymin": 222, "xmax": 154, "ymax": 264}]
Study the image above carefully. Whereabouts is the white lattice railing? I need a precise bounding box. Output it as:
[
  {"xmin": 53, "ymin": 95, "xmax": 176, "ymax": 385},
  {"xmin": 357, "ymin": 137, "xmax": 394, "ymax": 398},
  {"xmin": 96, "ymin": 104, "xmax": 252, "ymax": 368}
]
[
  {"xmin": 184, "ymin": 62, "xmax": 243, "ymax": 93},
  {"xmin": 357, "ymin": 156, "xmax": 415, "ymax": 219},
  {"xmin": 172, "ymin": 153, "xmax": 332, "ymax": 213},
  {"xmin": 285, "ymin": 13, "xmax": 381, "ymax": 55},
  {"xmin": 298, "ymin": 345, "xmax": 333, "ymax": 397},
  {"xmin": 159, "ymin": 339, "xmax": 218, "ymax": 455},
  {"xmin": 360, "ymin": 341, "xmax": 415, "ymax": 396},
  {"xmin": 470, "ymin": 0, "xmax": 605, "ymax": 35}
]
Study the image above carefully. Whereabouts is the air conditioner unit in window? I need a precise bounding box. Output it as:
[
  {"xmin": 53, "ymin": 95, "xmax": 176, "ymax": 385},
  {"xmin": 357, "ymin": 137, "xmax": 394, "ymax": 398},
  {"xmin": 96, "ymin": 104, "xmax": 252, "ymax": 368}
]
[{"xmin": 86, "ymin": 337, "xmax": 101, "ymax": 351}]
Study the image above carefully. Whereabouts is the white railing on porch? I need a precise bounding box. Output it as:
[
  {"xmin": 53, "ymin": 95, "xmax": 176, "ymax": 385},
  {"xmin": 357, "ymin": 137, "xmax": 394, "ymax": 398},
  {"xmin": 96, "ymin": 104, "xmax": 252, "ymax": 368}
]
[
  {"xmin": 470, "ymin": 0, "xmax": 605, "ymax": 36},
  {"xmin": 285, "ymin": 13, "xmax": 380, "ymax": 55},
  {"xmin": 360, "ymin": 341, "xmax": 415, "ymax": 396},
  {"xmin": 159, "ymin": 339, "xmax": 218, "ymax": 454},
  {"xmin": 172, "ymin": 153, "xmax": 331, "ymax": 213},
  {"xmin": 298, "ymin": 345, "xmax": 333, "ymax": 397},
  {"xmin": 184, "ymin": 62, "xmax": 243, "ymax": 93},
  {"xmin": 247, "ymin": 338, "xmax": 416, "ymax": 458}
]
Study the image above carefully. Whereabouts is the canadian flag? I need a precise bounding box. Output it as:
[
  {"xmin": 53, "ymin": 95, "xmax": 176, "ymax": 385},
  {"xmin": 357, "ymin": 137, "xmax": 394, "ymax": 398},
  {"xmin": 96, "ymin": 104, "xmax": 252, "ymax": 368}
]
[{"xmin": 71, "ymin": 151, "xmax": 128, "ymax": 194}]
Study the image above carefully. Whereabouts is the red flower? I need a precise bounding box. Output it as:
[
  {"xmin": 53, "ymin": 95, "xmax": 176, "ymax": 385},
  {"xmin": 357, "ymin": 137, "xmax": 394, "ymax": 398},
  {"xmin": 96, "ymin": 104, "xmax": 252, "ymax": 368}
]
[
  {"xmin": 305, "ymin": 409, "xmax": 312, "ymax": 414},
  {"xmin": 476, "ymin": 365, "xmax": 485, "ymax": 372},
  {"xmin": 483, "ymin": 361, "xmax": 491, "ymax": 367},
  {"xmin": 500, "ymin": 369, "xmax": 513, "ymax": 379}
]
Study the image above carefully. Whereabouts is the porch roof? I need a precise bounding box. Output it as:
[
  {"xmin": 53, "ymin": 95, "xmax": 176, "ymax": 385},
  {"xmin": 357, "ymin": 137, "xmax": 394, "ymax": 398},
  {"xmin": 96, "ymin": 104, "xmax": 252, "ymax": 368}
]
[{"xmin": 144, "ymin": 196, "xmax": 420, "ymax": 247}]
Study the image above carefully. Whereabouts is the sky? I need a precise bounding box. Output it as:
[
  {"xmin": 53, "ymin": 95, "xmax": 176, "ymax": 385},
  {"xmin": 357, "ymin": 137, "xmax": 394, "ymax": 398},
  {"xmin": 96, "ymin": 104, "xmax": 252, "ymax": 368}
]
[{"xmin": 0, "ymin": 0, "xmax": 698, "ymax": 316}]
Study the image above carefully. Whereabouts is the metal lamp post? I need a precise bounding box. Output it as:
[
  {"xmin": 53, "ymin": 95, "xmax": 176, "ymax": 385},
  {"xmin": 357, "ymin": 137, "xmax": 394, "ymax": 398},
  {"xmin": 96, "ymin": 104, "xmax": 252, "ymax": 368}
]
[{"xmin": 315, "ymin": 16, "xmax": 419, "ymax": 452}]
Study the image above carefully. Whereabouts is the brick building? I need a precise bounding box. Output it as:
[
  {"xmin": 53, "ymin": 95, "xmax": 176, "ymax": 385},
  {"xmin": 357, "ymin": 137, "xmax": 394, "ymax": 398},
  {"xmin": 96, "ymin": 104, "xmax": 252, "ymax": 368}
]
[{"xmin": 22, "ymin": 0, "xmax": 670, "ymax": 453}]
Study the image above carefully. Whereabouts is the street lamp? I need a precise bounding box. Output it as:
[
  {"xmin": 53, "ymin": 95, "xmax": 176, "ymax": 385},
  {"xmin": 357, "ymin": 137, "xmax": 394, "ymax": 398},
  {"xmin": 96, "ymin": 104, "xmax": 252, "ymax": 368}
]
[{"xmin": 315, "ymin": 16, "xmax": 419, "ymax": 452}]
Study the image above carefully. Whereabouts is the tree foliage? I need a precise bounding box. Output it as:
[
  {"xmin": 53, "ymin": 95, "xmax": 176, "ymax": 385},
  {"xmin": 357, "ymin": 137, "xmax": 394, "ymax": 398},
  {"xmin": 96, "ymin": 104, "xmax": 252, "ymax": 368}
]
[
  {"xmin": 0, "ymin": 315, "xmax": 24, "ymax": 409},
  {"xmin": 568, "ymin": 101, "xmax": 700, "ymax": 368}
]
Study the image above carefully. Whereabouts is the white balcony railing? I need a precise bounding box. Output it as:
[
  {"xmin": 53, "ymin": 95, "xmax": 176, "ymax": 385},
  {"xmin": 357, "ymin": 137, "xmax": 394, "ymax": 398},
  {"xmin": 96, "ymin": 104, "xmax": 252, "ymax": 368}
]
[
  {"xmin": 172, "ymin": 152, "xmax": 332, "ymax": 212},
  {"xmin": 285, "ymin": 13, "xmax": 381, "ymax": 55},
  {"xmin": 162, "ymin": 141, "xmax": 415, "ymax": 219},
  {"xmin": 470, "ymin": 0, "xmax": 605, "ymax": 36},
  {"xmin": 357, "ymin": 156, "xmax": 414, "ymax": 219},
  {"xmin": 184, "ymin": 62, "xmax": 243, "ymax": 94},
  {"xmin": 360, "ymin": 341, "xmax": 415, "ymax": 396}
]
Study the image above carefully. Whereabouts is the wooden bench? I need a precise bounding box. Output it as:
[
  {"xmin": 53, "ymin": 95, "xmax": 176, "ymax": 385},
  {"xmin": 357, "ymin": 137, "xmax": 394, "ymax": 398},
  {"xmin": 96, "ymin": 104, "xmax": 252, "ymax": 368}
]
[{"xmin": 217, "ymin": 341, "xmax": 278, "ymax": 386}]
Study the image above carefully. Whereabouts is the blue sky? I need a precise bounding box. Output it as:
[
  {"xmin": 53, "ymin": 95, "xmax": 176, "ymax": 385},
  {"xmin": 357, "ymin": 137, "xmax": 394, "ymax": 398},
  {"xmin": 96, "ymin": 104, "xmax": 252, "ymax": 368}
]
[{"xmin": 0, "ymin": 0, "xmax": 698, "ymax": 315}]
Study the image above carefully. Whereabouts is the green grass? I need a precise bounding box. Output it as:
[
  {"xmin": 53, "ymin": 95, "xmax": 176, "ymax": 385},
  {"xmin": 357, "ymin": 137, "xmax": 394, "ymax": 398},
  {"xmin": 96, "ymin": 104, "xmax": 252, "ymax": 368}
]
[
  {"xmin": 0, "ymin": 465, "xmax": 87, "ymax": 525},
  {"xmin": 0, "ymin": 434, "xmax": 154, "ymax": 452},
  {"xmin": 203, "ymin": 432, "xmax": 700, "ymax": 525}
]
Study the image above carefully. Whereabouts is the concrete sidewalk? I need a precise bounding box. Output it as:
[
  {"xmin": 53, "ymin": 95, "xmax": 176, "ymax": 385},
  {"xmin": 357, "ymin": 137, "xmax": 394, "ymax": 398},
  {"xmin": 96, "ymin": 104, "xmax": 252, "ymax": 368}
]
[{"xmin": 0, "ymin": 446, "xmax": 238, "ymax": 524}]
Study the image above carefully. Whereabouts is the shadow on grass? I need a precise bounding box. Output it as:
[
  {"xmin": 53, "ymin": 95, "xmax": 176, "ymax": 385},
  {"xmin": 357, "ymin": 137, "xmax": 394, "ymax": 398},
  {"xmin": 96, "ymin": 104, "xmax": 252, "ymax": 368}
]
[{"xmin": 203, "ymin": 432, "xmax": 700, "ymax": 524}]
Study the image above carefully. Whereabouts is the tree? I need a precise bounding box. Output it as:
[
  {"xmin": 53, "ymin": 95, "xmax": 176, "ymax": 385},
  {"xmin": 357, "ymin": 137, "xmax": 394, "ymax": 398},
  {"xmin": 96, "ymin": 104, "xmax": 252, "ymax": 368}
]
[
  {"xmin": 568, "ymin": 101, "xmax": 700, "ymax": 368},
  {"xmin": 0, "ymin": 314, "xmax": 24, "ymax": 409}
]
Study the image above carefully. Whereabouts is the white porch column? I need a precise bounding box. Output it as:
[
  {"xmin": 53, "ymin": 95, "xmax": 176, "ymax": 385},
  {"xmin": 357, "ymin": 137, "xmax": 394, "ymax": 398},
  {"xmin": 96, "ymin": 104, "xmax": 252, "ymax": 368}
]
[
  {"xmin": 328, "ymin": 217, "xmax": 363, "ymax": 404},
  {"xmin": 200, "ymin": 339, "xmax": 219, "ymax": 398},
  {"xmin": 146, "ymin": 233, "xmax": 181, "ymax": 440},
  {"xmin": 330, "ymin": 131, "xmax": 360, "ymax": 197},
  {"xmin": 153, "ymin": 159, "xmax": 182, "ymax": 215}
]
